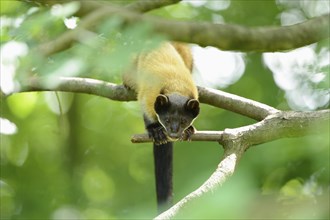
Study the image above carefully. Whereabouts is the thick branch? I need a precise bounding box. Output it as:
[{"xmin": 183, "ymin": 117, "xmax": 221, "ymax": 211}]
[
  {"xmin": 243, "ymin": 110, "xmax": 330, "ymax": 146},
  {"xmin": 198, "ymin": 87, "xmax": 279, "ymax": 120},
  {"xmin": 20, "ymin": 76, "xmax": 136, "ymax": 101},
  {"xmin": 132, "ymin": 110, "xmax": 330, "ymax": 145},
  {"xmin": 36, "ymin": 2, "xmax": 329, "ymax": 56},
  {"xmin": 152, "ymin": 14, "xmax": 330, "ymax": 52},
  {"xmin": 13, "ymin": 76, "xmax": 276, "ymax": 120}
]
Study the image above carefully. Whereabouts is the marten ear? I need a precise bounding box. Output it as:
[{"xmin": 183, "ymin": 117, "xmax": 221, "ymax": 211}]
[
  {"xmin": 185, "ymin": 99, "xmax": 200, "ymax": 118},
  {"xmin": 155, "ymin": 94, "xmax": 169, "ymax": 113}
]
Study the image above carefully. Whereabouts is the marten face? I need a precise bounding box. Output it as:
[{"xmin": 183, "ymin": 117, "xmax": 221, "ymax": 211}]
[{"xmin": 154, "ymin": 94, "xmax": 199, "ymax": 141}]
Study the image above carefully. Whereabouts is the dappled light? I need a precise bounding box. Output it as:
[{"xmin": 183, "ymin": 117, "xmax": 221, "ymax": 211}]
[
  {"xmin": 50, "ymin": 2, "xmax": 80, "ymax": 19},
  {"xmin": 183, "ymin": 0, "xmax": 230, "ymax": 11},
  {"xmin": 51, "ymin": 205, "xmax": 84, "ymax": 220},
  {"xmin": 0, "ymin": 41, "xmax": 28, "ymax": 94},
  {"xmin": 192, "ymin": 45, "xmax": 245, "ymax": 89},
  {"xmin": 276, "ymin": 0, "xmax": 330, "ymax": 20},
  {"xmin": 0, "ymin": 118, "xmax": 17, "ymax": 135},
  {"xmin": 64, "ymin": 17, "xmax": 78, "ymax": 29},
  {"xmin": 263, "ymin": 46, "xmax": 330, "ymax": 110}
]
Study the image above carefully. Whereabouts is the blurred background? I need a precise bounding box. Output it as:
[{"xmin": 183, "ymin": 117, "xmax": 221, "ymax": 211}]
[{"xmin": 1, "ymin": 0, "xmax": 329, "ymax": 219}]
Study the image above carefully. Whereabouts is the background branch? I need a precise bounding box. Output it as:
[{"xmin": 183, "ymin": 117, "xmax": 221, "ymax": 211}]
[
  {"xmin": 144, "ymin": 13, "xmax": 330, "ymax": 52},
  {"xmin": 34, "ymin": 1, "xmax": 329, "ymax": 56}
]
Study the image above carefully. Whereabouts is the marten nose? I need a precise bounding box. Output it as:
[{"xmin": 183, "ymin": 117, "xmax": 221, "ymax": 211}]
[{"xmin": 170, "ymin": 122, "xmax": 180, "ymax": 134}]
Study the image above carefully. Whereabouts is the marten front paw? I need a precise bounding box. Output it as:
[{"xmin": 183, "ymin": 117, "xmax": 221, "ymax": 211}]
[
  {"xmin": 123, "ymin": 83, "xmax": 132, "ymax": 90},
  {"xmin": 146, "ymin": 123, "xmax": 169, "ymax": 145},
  {"xmin": 181, "ymin": 125, "xmax": 195, "ymax": 141}
]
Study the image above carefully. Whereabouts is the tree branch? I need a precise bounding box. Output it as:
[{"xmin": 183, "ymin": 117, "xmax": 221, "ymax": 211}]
[
  {"xmin": 20, "ymin": 76, "xmax": 136, "ymax": 101},
  {"xmin": 13, "ymin": 76, "xmax": 277, "ymax": 121},
  {"xmin": 35, "ymin": 2, "xmax": 329, "ymax": 56},
  {"xmin": 145, "ymin": 14, "xmax": 330, "ymax": 52},
  {"xmin": 198, "ymin": 87, "xmax": 279, "ymax": 121},
  {"xmin": 131, "ymin": 110, "xmax": 330, "ymax": 145},
  {"xmin": 131, "ymin": 131, "xmax": 224, "ymax": 143}
]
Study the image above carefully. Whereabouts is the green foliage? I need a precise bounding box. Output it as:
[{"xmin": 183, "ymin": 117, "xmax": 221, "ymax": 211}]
[{"xmin": 0, "ymin": 0, "xmax": 329, "ymax": 219}]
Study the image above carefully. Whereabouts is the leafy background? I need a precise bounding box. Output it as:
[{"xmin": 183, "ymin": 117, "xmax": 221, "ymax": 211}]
[{"xmin": 1, "ymin": 0, "xmax": 329, "ymax": 219}]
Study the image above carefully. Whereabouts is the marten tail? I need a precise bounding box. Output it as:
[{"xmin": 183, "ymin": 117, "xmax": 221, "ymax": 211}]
[
  {"xmin": 171, "ymin": 42, "xmax": 193, "ymax": 72},
  {"xmin": 153, "ymin": 142, "xmax": 173, "ymax": 213}
]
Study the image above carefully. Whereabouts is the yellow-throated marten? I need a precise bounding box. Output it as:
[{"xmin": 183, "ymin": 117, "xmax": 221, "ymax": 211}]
[{"xmin": 123, "ymin": 42, "xmax": 200, "ymax": 212}]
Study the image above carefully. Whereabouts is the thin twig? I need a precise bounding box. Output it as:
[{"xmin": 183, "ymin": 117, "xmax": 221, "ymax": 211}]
[{"xmin": 131, "ymin": 131, "xmax": 224, "ymax": 143}]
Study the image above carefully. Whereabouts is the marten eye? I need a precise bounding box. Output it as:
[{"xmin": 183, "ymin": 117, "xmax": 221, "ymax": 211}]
[
  {"xmin": 180, "ymin": 119, "xmax": 187, "ymax": 125},
  {"xmin": 165, "ymin": 118, "xmax": 170, "ymax": 124}
]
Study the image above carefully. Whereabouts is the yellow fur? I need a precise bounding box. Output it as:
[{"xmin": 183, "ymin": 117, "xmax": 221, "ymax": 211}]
[{"xmin": 123, "ymin": 42, "xmax": 198, "ymax": 121}]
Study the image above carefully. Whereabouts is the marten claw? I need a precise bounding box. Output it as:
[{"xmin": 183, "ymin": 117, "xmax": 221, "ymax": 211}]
[
  {"xmin": 182, "ymin": 125, "xmax": 195, "ymax": 141},
  {"xmin": 147, "ymin": 123, "xmax": 169, "ymax": 145}
]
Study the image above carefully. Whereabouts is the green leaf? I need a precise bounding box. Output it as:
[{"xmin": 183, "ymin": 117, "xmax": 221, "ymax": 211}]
[{"xmin": 279, "ymin": 179, "xmax": 304, "ymax": 201}]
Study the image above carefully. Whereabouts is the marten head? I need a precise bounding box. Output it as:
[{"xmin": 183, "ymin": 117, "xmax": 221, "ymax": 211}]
[{"xmin": 154, "ymin": 93, "xmax": 199, "ymax": 141}]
